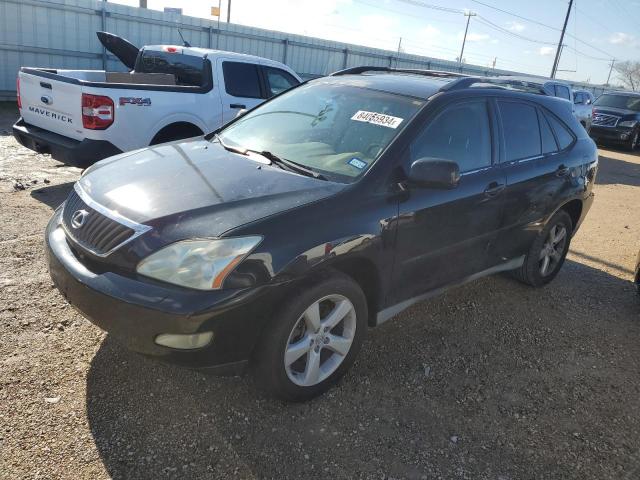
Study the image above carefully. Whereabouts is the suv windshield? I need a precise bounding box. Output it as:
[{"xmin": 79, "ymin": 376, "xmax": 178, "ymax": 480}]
[
  {"xmin": 594, "ymin": 94, "xmax": 640, "ymax": 112},
  {"xmin": 217, "ymin": 81, "xmax": 424, "ymax": 182}
]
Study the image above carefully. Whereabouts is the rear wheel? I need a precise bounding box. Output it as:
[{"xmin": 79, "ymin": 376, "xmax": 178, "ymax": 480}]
[
  {"xmin": 512, "ymin": 210, "xmax": 573, "ymax": 287},
  {"xmin": 253, "ymin": 271, "xmax": 367, "ymax": 401}
]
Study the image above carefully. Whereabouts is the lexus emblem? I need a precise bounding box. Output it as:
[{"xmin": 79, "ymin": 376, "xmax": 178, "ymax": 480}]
[{"xmin": 71, "ymin": 209, "xmax": 89, "ymax": 229}]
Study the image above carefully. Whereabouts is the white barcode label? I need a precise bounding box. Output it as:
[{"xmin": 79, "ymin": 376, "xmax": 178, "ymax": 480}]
[{"xmin": 351, "ymin": 110, "xmax": 404, "ymax": 129}]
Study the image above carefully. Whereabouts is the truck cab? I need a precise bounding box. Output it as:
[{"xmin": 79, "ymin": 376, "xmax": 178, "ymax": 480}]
[{"xmin": 13, "ymin": 32, "xmax": 301, "ymax": 166}]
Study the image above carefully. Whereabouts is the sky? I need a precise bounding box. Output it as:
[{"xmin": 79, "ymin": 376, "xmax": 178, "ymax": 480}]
[{"xmin": 110, "ymin": 0, "xmax": 640, "ymax": 85}]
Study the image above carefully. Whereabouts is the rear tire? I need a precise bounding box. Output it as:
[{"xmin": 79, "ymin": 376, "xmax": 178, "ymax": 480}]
[
  {"xmin": 512, "ymin": 210, "xmax": 573, "ymax": 287},
  {"xmin": 252, "ymin": 271, "xmax": 367, "ymax": 402}
]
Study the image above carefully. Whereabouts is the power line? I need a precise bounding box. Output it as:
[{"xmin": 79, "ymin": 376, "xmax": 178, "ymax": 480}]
[
  {"xmin": 475, "ymin": 15, "xmax": 556, "ymax": 45},
  {"xmin": 470, "ymin": 0, "xmax": 560, "ymax": 31}
]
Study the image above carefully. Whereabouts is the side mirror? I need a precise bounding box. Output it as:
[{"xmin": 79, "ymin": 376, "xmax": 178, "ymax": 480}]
[
  {"xmin": 408, "ymin": 158, "xmax": 460, "ymax": 189},
  {"xmin": 586, "ymin": 98, "xmax": 592, "ymax": 105}
]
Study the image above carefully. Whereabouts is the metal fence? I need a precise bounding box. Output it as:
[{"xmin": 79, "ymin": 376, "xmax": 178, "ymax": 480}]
[{"xmin": 0, "ymin": 0, "xmax": 608, "ymax": 101}]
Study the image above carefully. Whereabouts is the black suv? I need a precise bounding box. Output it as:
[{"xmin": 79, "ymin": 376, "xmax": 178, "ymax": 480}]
[
  {"xmin": 589, "ymin": 91, "xmax": 640, "ymax": 150},
  {"xmin": 46, "ymin": 67, "xmax": 598, "ymax": 401}
]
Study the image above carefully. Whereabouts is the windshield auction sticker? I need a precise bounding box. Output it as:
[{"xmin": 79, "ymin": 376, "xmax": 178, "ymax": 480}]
[{"xmin": 351, "ymin": 110, "xmax": 404, "ymax": 129}]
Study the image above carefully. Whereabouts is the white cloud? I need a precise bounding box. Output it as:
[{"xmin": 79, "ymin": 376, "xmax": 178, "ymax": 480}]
[
  {"xmin": 609, "ymin": 32, "xmax": 636, "ymax": 45},
  {"xmin": 539, "ymin": 46, "xmax": 555, "ymax": 56},
  {"xmin": 506, "ymin": 21, "xmax": 525, "ymax": 32},
  {"xmin": 467, "ymin": 33, "xmax": 490, "ymax": 42}
]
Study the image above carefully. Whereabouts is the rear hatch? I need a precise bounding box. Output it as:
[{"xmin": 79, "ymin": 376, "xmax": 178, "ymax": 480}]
[{"xmin": 19, "ymin": 71, "xmax": 84, "ymax": 140}]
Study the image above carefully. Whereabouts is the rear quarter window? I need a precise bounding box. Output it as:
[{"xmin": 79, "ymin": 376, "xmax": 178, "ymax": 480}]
[
  {"xmin": 545, "ymin": 112, "xmax": 575, "ymax": 150},
  {"xmin": 136, "ymin": 50, "xmax": 204, "ymax": 86}
]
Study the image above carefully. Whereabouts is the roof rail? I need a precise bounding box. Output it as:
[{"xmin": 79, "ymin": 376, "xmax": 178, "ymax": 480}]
[
  {"xmin": 440, "ymin": 77, "xmax": 548, "ymax": 95},
  {"xmin": 330, "ymin": 66, "xmax": 471, "ymax": 79},
  {"xmin": 329, "ymin": 66, "xmax": 549, "ymax": 96}
]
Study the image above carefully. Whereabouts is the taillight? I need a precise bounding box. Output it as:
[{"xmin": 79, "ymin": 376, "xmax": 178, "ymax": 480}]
[
  {"xmin": 16, "ymin": 77, "xmax": 21, "ymax": 109},
  {"xmin": 82, "ymin": 93, "xmax": 114, "ymax": 129}
]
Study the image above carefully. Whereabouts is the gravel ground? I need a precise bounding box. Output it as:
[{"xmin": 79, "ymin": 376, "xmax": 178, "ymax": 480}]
[{"xmin": 1, "ymin": 101, "xmax": 640, "ymax": 480}]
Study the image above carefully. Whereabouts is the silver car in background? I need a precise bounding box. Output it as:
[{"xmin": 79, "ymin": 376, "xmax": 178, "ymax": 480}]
[{"xmin": 573, "ymin": 89, "xmax": 595, "ymax": 131}]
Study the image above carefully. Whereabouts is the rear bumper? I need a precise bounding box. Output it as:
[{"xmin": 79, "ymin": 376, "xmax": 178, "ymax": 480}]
[
  {"xmin": 12, "ymin": 117, "xmax": 122, "ymax": 167},
  {"xmin": 45, "ymin": 210, "xmax": 286, "ymax": 373}
]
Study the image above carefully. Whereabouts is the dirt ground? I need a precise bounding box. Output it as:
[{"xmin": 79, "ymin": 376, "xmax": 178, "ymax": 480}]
[{"xmin": 1, "ymin": 101, "xmax": 639, "ymax": 480}]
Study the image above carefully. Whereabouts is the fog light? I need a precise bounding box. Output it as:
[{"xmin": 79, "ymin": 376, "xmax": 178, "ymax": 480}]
[{"xmin": 154, "ymin": 331, "xmax": 213, "ymax": 350}]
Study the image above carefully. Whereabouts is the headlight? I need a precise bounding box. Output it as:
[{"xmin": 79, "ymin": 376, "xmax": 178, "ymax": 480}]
[
  {"xmin": 136, "ymin": 237, "xmax": 262, "ymax": 290},
  {"xmin": 619, "ymin": 120, "xmax": 638, "ymax": 128}
]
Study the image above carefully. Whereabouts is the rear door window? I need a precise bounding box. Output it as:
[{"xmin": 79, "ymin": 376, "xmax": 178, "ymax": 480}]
[
  {"xmin": 410, "ymin": 99, "xmax": 492, "ymax": 173},
  {"xmin": 498, "ymin": 101, "xmax": 541, "ymax": 161},
  {"xmin": 538, "ymin": 109, "xmax": 558, "ymax": 154},
  {"xmin": 137, "ymin": 50, "xmax": 204, "ymax": 86},
  {"xmin": 264, "ymin": 67, "xmax": 299, "ymax": 97},
  {"xmin": 222, "ymin": 62, "xmax": 262, "ymax": 98}
]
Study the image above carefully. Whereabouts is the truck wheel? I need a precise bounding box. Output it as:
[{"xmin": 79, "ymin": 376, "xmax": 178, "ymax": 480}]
[
  {"xmin": 512, "ymin": 210, "xmax": 573, "ymax": 287},
  {"xmin": 253, "ymin": 271, "xmax": 367, "ymax": 402}
]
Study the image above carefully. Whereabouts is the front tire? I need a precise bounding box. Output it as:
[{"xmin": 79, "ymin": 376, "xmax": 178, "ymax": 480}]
[
  {"xmin": 253, "ymin": 271, "xmax": 368, "ymax": 402},
  {"xmin": 512, "ymin": 210, "xmax": 573, "ymax": 287}
]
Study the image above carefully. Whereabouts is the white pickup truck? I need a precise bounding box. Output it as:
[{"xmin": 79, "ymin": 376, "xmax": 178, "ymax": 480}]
[{"xmin": 13, "ymin": 32, "xmax": 301, "ymax": 166}]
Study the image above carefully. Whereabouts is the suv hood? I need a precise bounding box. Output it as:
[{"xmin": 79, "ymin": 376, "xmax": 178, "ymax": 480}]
[
  {"xmin": 593, "ymin": 106, "xmax": 640, "ymax": 117},
  {"xmin": 78, "ymin": 139, "xmax": 344, "ymax": 237}
]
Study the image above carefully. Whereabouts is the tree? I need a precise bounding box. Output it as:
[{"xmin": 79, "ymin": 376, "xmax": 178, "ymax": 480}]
[{"xmin": 613, "ymin": 61, "xmax": 640, "ymax": 91}]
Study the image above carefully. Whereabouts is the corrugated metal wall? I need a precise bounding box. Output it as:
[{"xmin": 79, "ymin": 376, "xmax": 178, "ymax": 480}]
[{"xmin": 0, "ymin": 0, "xmax": 607, "ymax": 101}]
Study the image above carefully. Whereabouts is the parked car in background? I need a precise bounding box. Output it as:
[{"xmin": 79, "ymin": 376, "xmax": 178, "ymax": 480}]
[
  {"xmin": 45, "ymin": 66, "xmax": 598, "ymax": 401},
  {"xmin": 13, "ymin": 32, "xmax": 301, "ymax": 166},
  {"xmin": 573, "ymin": 89, "xmax": 595, "ymax": 130},
  {"xmin": 589, "ymin": 91, "xmax": 640, "ymax": 151}
]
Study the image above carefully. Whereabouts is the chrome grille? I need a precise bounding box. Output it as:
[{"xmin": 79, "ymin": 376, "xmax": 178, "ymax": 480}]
[
  {"xmin": 62, "ymin": 188, "xmax": 136, "ymax": 256},
  {"xmin": 592, "ymin": 113, "xmax": 619, "ymax": 127}
]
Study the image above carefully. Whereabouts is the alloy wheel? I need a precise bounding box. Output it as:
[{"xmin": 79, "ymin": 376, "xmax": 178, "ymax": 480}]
[
  {"xmin": 284, "ymin": 294, "xmax": 357, "ymax": 387},
  {"xmin": 539, "ymin": 224, "xmax": 567, "ymax": 276}
]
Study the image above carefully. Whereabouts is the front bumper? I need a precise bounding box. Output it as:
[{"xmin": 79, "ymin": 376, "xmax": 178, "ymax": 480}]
[
  {"xmin": 589, "ymin": 125, "xmax": 634, "ymax": 144},
  {"xmin": 45, "ymin": 211, "xmax": 284, "ymax": 373},
  {"xmin": 13, "ymin": 117, "xmax": 122, "ymax": 167}
]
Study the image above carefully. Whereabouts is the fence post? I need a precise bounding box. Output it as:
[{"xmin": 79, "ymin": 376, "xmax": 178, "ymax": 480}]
[
  {"xmin": 343, "ymin": 48, "xmax": 348, "ymax": 69},
  {"xmin": 283, "ymin": 38, "xmax": 289, "ymax": 64},
  {"xmin": 388, "ymin": 55, "xmax": 393, "ymax": 67},
  {"xmin": 208, "ymin": 26, "xmax": 213, "ymax": 49},
  {"xmin": 100, "ymin": 1, "xmax": 107, "ymax": 70}
]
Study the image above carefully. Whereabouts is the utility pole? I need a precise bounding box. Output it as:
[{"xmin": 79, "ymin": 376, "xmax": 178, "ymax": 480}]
[
  {"xmin": 227, "ymin": 0, "xmax": 231, "ymax": 22},
  {"xmin": 550, "ymin": 0, "xmax": 573, "ymax": 78},
  {"xmin": 492, "ymin": 57, "xmax": 496, "ymax": 69},
  {"xmin": 606, "ymin": 58, "xmax": 616, "ymax": 85},
  {"xmin": 396, "ymin": 37, "xmax": 402, "ymax": 68},
  {"xmin": 459, "ymin": 11, "xmax": 476, "ymax": 64}
]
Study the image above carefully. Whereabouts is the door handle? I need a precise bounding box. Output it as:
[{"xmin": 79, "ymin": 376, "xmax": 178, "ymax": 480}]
[
  {"xmin": 40, "ymin": 81, "xmax": 52, "ymax": 89},
  {"xmin": 556, "ymin": 164, "xmax": 569, "ymax": 177},
  {"xmin": 230, "ymin": 103, "xmax": 246, "ymax": 109},
  {"xmin": 484, "ymin": 181, "xmax": 505, "ymax": 197}
]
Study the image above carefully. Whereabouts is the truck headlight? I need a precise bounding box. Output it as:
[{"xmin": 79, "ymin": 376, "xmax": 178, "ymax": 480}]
[
  {"xmin": 136, "ymin": 237, "xmax": 262, "ymax": 290},
  {"xmin": 619, "ymin": 120, "xmax": 638, "ymax": 128}
]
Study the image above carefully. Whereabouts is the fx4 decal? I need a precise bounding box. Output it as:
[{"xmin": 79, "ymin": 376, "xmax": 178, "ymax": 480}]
[{"xmin": 119, "ymin": 97, "xmax": 152, "ymax": 106}]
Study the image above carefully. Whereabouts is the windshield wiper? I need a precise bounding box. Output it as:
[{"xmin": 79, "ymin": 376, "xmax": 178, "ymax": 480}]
[
  {"xmin": 214, "ymin": 134, "xmax": 327, "ymax": 181},
  {"xmin": 249, "ymin": 149, "xmax": 328, "ymax": 181},
  {"xmin": 214, "ymin": 133, "xmax": 247, "ymax": 156}
]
